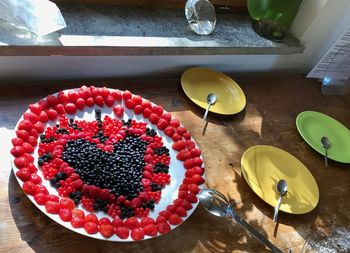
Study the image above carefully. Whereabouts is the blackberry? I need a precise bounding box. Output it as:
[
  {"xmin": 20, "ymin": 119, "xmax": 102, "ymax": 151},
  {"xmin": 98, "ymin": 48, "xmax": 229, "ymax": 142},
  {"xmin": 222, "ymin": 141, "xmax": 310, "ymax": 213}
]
[
  {"xmin": 122, "ymin": 119, "xmax": 132, "ymax": 127},
  {"xmin": 38, "ymin": 152, "xmax": 53, "ymax": 165},
  {"xmin": 41, "ymin": 136, "xmax": 58, "ymax": 143},
  {"xmin": 151, "ymin": 183, "xmax": 163, "ymax": 191},
  {"xmin": 145, "ymin": 127, "xmax": 156, "ymax": 137},
  {"xmin": 153, "ymin": 147, "xmax": 169, "ymax": 156},
  {"xmin": 93, "ymin": 198, "xmax": 108, "ymax": 211},
  {"xmin": 69, "ymin": 191, "xmax": 82, "ymax": 204},
  {"xmin": 55, "ymin": 127, "xmax": 69, "ymax": 135},
  {"xmin": 153, "ymin": 162, "xmax": 169, "ymax": 174},
  {"xmin": 120, "ymin": 205, "xmax": 135, "ymax": 219}
]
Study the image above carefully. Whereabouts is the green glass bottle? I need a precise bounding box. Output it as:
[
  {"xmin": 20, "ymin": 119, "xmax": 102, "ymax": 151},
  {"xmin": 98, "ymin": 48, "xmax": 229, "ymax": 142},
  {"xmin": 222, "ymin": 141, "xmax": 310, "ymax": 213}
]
[{"xmin": 247, "ymin": 0, "xmax": 303, "ymax": 41}]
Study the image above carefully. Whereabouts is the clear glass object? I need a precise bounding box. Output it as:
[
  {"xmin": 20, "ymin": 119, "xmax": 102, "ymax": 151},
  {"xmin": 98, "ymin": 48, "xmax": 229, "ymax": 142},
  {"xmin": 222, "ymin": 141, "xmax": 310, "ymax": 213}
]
[{"xmin": 185, "ymin": 0, "xmax": 217, "ymax": 35}]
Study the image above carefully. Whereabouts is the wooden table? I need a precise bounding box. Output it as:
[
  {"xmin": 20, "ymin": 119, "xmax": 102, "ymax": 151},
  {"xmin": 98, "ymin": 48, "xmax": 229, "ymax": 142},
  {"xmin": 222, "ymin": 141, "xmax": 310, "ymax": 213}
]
[{"xmin": 0, "ymin": 74, "xmax": 349, "ymax": 253}]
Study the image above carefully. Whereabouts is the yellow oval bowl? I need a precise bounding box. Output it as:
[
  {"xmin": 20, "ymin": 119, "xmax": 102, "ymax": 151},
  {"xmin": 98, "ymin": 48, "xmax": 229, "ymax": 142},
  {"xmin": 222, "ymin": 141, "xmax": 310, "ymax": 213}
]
[
  {"xmin": 241, "ymin": 145, "xmax": 319, "ymax": 214},
  {"xmin": 181, "ymin": 67, "xmax": 246, "ymax": 115}
]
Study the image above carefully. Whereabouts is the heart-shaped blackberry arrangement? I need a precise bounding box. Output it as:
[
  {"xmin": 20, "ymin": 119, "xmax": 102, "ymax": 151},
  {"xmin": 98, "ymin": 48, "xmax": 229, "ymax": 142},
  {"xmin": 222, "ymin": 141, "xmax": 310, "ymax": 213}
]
[{"xmin": 11, "ymin": 86, "xmax": 205, "ymax": 241}]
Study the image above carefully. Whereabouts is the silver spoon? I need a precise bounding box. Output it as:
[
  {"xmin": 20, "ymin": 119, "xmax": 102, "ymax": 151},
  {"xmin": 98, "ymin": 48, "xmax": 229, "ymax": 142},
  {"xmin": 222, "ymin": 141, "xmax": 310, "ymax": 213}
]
[
  {"xmin": 202, "ymin": 93, "xmax": 217, "ymax": 122},
  {"xmin": 199, "ymin": 189, "xmax": 286, "ymax": 253},
  {"xmin": 321, "ymin": 136, "xmax": 331, "ymax": 167},
  {"xmin": 273, "ymin": 179, "xmax": 288, "ymax": 223}
]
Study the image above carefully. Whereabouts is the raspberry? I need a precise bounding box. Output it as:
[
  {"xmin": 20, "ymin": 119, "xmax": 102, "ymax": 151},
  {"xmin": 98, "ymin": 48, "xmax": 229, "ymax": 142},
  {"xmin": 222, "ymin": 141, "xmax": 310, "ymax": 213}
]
[
  {"xmin": 34, "ymin": 193, "xmax": 48, "ymax": 205},
  {"xmin": 99, "ymin": 224, "xmax": 115, "ymax": 238},
  {"xmin": 59, "ymin": 208, "xmax": 72, "ymax": 222},
  {"xmin": 157, "ymin": 222, "xmax": 171, "ymax": 234},
  {"xmin": 143, "ymin": 224, "xmax": 157, "ymax": 236},
  {"xmin": 131, "ymin": 228, "xmax": 144, "ymax": 241},
  {"xmin": 22, "ymin": 181, "xmax": 36, "ymax": 195},
  {"xmin": 71, "ymin": 216, "xmax": 84, "ymax": 228},
  {"xmin": 29, "ymin": 103, "xmax": 42, "ymax": 115},
  {"xmin": 140, "ymin": 217, "xmax": 155, "ymax": 228},
  {"xmin": 84, "ymin": 222, "xmax": 98, "ymax": 234},
  {"xmin": 45, "ymin": 200, "xmax": 61, "ymax": 214},
  {"xmin": 84, "ymin": 213, "xmax": 98, "ymax": 224},
  {"xmin": 124, "ymin": 217, "xmax": 140, "ymax": 229},
  {"xmin": 60, "ymin": 197, "xmax": 75, "ymax": 210},
  {"xmin": 65, "ymin": 103, "xmax": 77, "ymax": 115},
  {"xmin": 115, "ymin": 226, "xmax": 129, "ymax": 239},
  {"xmin": 168, "ymin": 214, "xmax": 182, "ymax": 225}
]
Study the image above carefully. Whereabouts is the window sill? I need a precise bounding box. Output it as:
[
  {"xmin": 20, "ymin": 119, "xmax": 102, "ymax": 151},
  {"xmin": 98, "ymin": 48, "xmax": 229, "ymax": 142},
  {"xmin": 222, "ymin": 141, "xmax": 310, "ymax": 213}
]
[{"xmin": 0, "ymin": 4, "xmax": 304, "ymax": 56}]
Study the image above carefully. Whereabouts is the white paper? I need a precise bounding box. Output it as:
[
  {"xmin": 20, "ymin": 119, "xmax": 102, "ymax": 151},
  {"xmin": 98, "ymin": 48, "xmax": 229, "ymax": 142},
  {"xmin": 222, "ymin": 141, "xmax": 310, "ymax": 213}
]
[{"xmin": 307, "ymin": 24, "xmax": 350, "ymax": 80}]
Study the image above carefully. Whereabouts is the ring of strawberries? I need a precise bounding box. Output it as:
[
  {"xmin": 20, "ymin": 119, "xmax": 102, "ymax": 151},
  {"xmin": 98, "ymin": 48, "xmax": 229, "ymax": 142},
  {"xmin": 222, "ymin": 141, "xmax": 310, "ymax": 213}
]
[{"xmin": 11, "ymin": 86, "xmax": 205, "ymax": 241}]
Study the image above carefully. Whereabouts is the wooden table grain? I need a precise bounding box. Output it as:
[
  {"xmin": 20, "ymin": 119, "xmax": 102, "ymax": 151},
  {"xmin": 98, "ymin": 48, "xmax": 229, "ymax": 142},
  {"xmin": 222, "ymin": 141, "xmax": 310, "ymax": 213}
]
[{"xmin": 0, "ymin": 74, "xmax": 349, "ymax": 253}]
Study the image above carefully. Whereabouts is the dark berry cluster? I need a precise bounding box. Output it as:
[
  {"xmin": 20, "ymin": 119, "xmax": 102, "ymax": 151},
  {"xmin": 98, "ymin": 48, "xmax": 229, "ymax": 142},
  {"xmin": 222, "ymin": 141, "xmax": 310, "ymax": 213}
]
[
  {"xmin": 69, "ymin": 191, "xmax": 82, "ymax": 205},
  {"xmin": 38, "ymin": 152, "xmax": 52, "ymax": 166},
  {"xmin": 49, "ymin": 172, "xmax": 67, "ymax": 188},
  {"xmin": 153, "ymin": 146, "xmax": 170, "ymax": 156},
  {"xmin": 146, "ymin": 127, "xmax": 157, "ymax": 137},
  {"xmin": 40, "ymin": 134, "xmax": 57, "ymax": 143},
  {"xmin": 153, "ymin": 162, "xmax": 169, "ymax": 173}
]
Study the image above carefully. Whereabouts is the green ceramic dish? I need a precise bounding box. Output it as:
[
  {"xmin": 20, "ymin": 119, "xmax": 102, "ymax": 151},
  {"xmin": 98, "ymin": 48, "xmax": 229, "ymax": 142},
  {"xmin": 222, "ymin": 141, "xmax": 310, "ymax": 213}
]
[{"xmin": 296, "ymin": 111, "xmax": 350, "ymax": 163}]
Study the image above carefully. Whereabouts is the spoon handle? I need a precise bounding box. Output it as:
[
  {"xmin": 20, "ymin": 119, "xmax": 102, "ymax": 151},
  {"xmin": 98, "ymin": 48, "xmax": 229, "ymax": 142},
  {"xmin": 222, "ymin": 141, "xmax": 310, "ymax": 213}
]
[
  {"xmin": 202, "ymin": 103, "xmax": 211, "ymax": 122},
  {"xmin": 273, "ymin": 195, "xmax": 283, "ymax": 223},
  {"xmin": 325, "ymin": 148, "xmax": 328, "ymax": 167},
  {"xmin": 227, "ymin": 207, "xmax": 285, "ymax": 253}
]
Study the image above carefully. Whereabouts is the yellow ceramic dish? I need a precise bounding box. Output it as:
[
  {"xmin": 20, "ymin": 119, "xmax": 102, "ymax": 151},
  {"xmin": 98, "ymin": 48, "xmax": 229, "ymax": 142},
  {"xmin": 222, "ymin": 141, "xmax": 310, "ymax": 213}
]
[
  {"xmin": 181, "ymin": 67, "xmax": 246, "ymax": 115},
  {"xmin": 241, "ymin": 145, "xmax": 319, "ymax": 214}
]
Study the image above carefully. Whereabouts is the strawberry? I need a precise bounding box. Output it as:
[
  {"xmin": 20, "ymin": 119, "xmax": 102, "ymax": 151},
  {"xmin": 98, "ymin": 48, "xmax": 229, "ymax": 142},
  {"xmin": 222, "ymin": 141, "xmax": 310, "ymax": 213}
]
[
  {"xmin": 39, "ymin": 111, "xmax": 49, "ymax": 123},
  {"xmin": 170, "ymin": 118, "xmax": 180, "ymax": 128},
  {"xmin": 54, "ymin": 104, "xmax": 65, "ymax": 114},
  {"xmin": 157, "ymin": 118, "xmax": 168, "ymax": 130},
  {"xmin": 186, "ymin": 140, "xmax": 196, "ymax": 150},
  {"xmin": 57, "ymin": 91, "xmax": 69, "ymax": 104},
  {"xmin": 122, "ymin": 90, "xmax": 132, "ymax": 101},
  {"xmin": 37, "ymin": 99, "xmax": 49, "ymax": 110},
  {"xmin": 142, "ymin": 108, "xmax": 152, "ymax": 118},
  {"xmin": 164, "ymin": 126, "xmax": 175, "ymax": 137},
  {"xmin": 72, "ymin": 209, "xmax": 85, "ymax": 218},
  {"xmin": 186, "ymin": 193, "xmax": 198, "ymax": 203},
  {"xmin": 172, "ymin": 141, "xmax": 186, "ymax": 151},
  {"xmin": 29, "ymin": 103, "xmax": 42, "ymax": 115},
  {"xmin": 99, "ymin": 224, "xmax": 115, "ymax": 238},
  {"xmin": 173, "ymin": 198, "xmax": 185, "ymax": 207},
  {"xmin": 16, "ymin": 130, "xmax": 29, "ymax": 141},
  {"xmin": 192, "ymin": 174, "xmax": 205, "ymax": 185},
  {"xmin": 176, "ymin": 149, "xmax": 190, "ymax": 161},
  {"xmin": 166, "ymin": 204, "xmax": 177, "ymax": 213},
  {"xmin": 47, "ymin": 194, "xmax": 59, "ymax": 202},
  {"xmin": 185, "ymin": 168, "xmax": 195, "ymax": 178},
  {"xmin": 115, "ymin": 226, "xmax": 129, "ymax": 239},
  {"xmin": 15, "ymin": 168, "xmax": 31, "ymax": 182},
  {"xmin": 125, "ymin": 99, "xmax": 135, "ymax": 109},
  {"xmin": 184, "ymin": 159, "xmax": 194, "ymax": 169},
  {"xmin": 33, "ymin": 122, "xmax": 45, "ymax": 133},
  {"xmin": 101, "ymin": 87, "xmax": 110, "ymax": 98},
  {"xmin": 45, "ymin": 200, "xmax": 61, "ymax": 214},
  {"xmin": 11, "ymin": 146, "xmax": 25, "ymax": 157},
  {"xmin": 156, "ymin": 216, "xmax": 167, "ymax": 224},
  {"xmin": 22, "ymin": 181, "xmax": 36, "ymax": 195},
  {"xmin": 104, "ymin": 95, "xmax": 114, "ymax": 107},
  {"xmin": 157, "ymin": 222, "xmax": 171, "ymax": 234},
  {"xmin": 85, "ymin": 97, "xmax": 94, "ymax": 107},
  {"xmin": 153, "ymin": 105, "xmax": 163, "ymax": 116},
  {"xmin": 132, "ymin": 95, "xmax": 142, "ymax": 105},
  {"xmin": 159, "ymin": 210, "xmax": 171, "ymax": 219},
  {"xmin": 90, "ymin": 86, "xmax": 101, "ymax": 98},
  {"xmin": 22, "ymin": 142, "xmax": 34, "ymax": 153},
  {"xmin": 18, "ymin": 120, "xmax": 33, "ymax": 131},
  {"xmin": 79, "ymin": 86, "xmax": 91, "ymax": 99},
  {"xmin": 30, "ymin": 174, "xmax": 42, "ymax": 184},
  {"xmin": 23, "ymin": 112, "xmax": 39, "ymax": 124},
  {"xmin": 192, "ymin": 157, "xmax": 203, "ymax": 167},
  {"xmin": 46, "ymin": 95, "xmax": 58, "ymax": 107},
  {"xmin": 46, "ymin": 109, "xmax": 58, "ymax": 121},
  {"xmin": 68, "ymin": 91, "xmax": 79, "ymax": 102},
  {"xmin": 65, "ymin": 103, "xmax": 77, "ymax": 114},
  {"xmin": 134, "ymin": 105, "xmax": 143, "ymax": 114},
  {"xmin": 176, "ymin": 126, "xmax": 187, "ymax": 135},
  {"xmin": 168, "ymin": 214, "xmax": 182, "ymax": 225},
  {"xmin": 99, "ymin": 217, "xmax": 112, "ymax": 226},
  {"xmin": 190, "ymin": 148, "xmax": 201, "ymax": 158},
  {"xmin": 162, "ymin": 112, "xmax": 172, "ymax": 122},
  {"xmin": 141, "ymin": 100, "xmax": 152, "ymax": 110},
  {"xmin": 113, "ymin": 105, "xmax": 124, "ymax": 117},
  {"xmin": 59, "ymin": 208, "xmax": 72, "ymax": 222},
  {"xmin": 34, "ymin": 193, "xmax": 48, "ymax": 205},
  {"xmin": 188, "ymin": 184, "xmax": 200, "ymax": 194},
  {"xmin": 30, "ymin": 128, "xmax": 39, "ymax": 138},
  {"xmin": 140, "ymin": 217, "xmax": 155, "ymax": 228},
  {"xmin": 175, "ymin": 206, "xmax": 187, "ymax": 217},
  {"xmin": 131, "ymin": 228, "xmax": 144, "ymax": 241},
  {"xmin": 112, "ymin": 217, "xmax": 124, "ymax": 227},
  {"xmin": 84, "ymin": 213, "xmax": 98, "ymax": 224},
  {"xmin": 60, "ymin": 197, "xmax": 75, "ymax": 210},
  {"xmin": 124, "ymin": 217, "xmax": 140, "ymax": 229},
  {"xmin": 71, "ymin": 216, "xmax": 84, "ymax": 228},
  {"xmin": 183, "ymin": 131, "xmax": 191, "ymax": 140},
  {"xmin": 12, "ymin": 138, "xmax": 24, "ymax": 146},
  {"xmin": 84, "ymin": 222, "xmax": 98, "ymax": 234},
  {"xmin": 143, "ymin": 224, "xmax": 157, "ymax": 236},
  {"xmin": 193, "ymin": 166, "xmax": 204, "ymax": 175},
  {"xmin": 94, "ymin": 95, "xmax": 104, "ymax": 107},
  {"xmin": 111, "ymin": 90, "xmax": 122, "ymax": 100},
  {"xmin": 179, "ymin": 184, "xmax": 189, "ymax": 191},
  {"xmin": 171, "ymin": 133, "xmax": 182, "ymax": 142},
  {"xmin": 178, "ymin": 190, "xmax": 188, "ymax": 199},
  {"xmin": 149, "ymin": 113, "xmax": 160, "ymax": 124},
  {"xmin": 75, "ymin": 98, "xmax": 85, "ymax": 110},
  {"xmin": 182, "ymin": 200, "xmax": 193, "ymax": 210}
]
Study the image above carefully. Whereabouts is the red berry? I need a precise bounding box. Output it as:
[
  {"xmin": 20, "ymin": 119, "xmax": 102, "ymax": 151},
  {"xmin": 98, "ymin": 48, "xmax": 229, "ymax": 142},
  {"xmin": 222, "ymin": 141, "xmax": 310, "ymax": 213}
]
[
  {"xmin": 37, "ymin": 99, "xmax": 49, "ymax": 110},
  {"xmin": 101, "ymin": 87, "xmax": 110, "ymax": 98},
  {"xmin": 72, "ymin": 209, "xmax": 85, "ymax": 218},
  {"xmin": 131, "ymin": 228, "xmax": 144, "ymax": 241},
  {"xmin": 34, "ymin": 193, "xmax": 48, "ymax": 205},
  {"xmin": 183, "ymin": 131, "xmax": 191, "ymax": 140},
  {"xmin": 162, "ymin": 112, "xmax": 172, "ymax": 122},
  {"xmin": 99, "ymin": 217, "xmax": 112, "ymax": 226},
  {"xmin": 23, "ymin": 112, "xmax": 39, "ymax": 124},
  {"xmin": 30, "ymin": 129, "xmax": 39, "ymax": 138},
  {"xmin": 134, "ymin": 105, "xmax": 143, "ymax": 114},
  {"xmin": 164, "ymin": 126, "xmax": 175, "ymax": 137},
  {"xmin": 39, "ymin": 111, "xmax": 49, "ymax": 123},
  {"xmin": 115, "ymin": 226, "xmax": 129, "ymax": 239},
  {"xmin": 60, "ymin": 197, "xmax": 75, "ymax": 210},
  {"xmin": 47, "ymin": 194, "xmax": 59, "ymax": 202},
  {"xmin": 186, "ymin": 140, "xmax": 196, "ymax": 150},
  {"xmin": 57, "ymin": 91, "xmax": 69, "ymax": 104},
  {"xmin": 159, "ymin": 210, "xmax": 172, "ymax": 219},
  {"xmin": 192, "ymin": 157, "xmax": 203, "ymax": 167},
  {"xmin": 18, "ymin": 119, "xmax": 33, "ymax": 131},
  {"xmin": 85, "ymin": 97, "xmax": 94, "ymax": 107},
  {"xmin": 16, "ymin": 130, "xmax": 29, "ymax": 141},
  {"xmin": 68, "ymin": 91, "xmax": 79, "ymax": 102},
  {"xmin": 33, "ymin": 121, "xmax": 45, "ymax": 133},
  {"xmin": 94, "ymin": 95, "xmax": 104, "ymax": 107},
  {"xmin": 15, "ymin": 168, "xmax": 31, "ymax": 182},
  {"xmin": 84, "ymin": 213, "xmax": 98, "ymax": 224},
  {"xmin": 11, "ymin": 146, "xmax": 25, "ymax": 157},
  {"xmin": 46, "ymin": 95, "xmax": 58, "ymax": 107},
  {"xmin": 45, "ymin": 200, "xmax": 61, "ymax": 214},
  {"xmin": 188, "ymin": 184, "xmax": 200, "ymax": 194},
  {"xmin": 142, "ymin": 108, "xmax": 152, "ymax": 118},
  {"xmin": 168, "ymin": 214, "xmax": 182, "ymax": 225},
  {"xmin": 46, "ymin": 109, "xmax": 58, "ymax": 121},
  {"xmin": 190, "ymin": 148, "xmax": 201, "ymax": 158},
  {"xmin": 172, "ymin": 140, "xmax": 186, "ymax": 151},
  {"xmin": 170, "ymin": 118, "xmax": 180, "ymax": 128},
  {"xmin": 175, "ymin": 206, "xmax": 187, "ymax": 217},
  {"xmin": 65, "ymin": 103, "xmax": 77, "ymax": 114},
  {"xmin": 149, "ymin": 113, "xmax": 160, "ymax": 124},
  {"xmin": 113, "ymin": 105, "xmax": 124, "ymax": 117},
  {"xmin": 125, "ymin": 99, "xmax": 135, "ymax": 109},
  {"xmin": 122, "ymin": 90, "xmax": 132, "ymax": 101},
  {"xmin": 22, "ymin": 142, "xmax": 34, "ymax": 153},
  {"xmin": 33, "ymin": 184, "xmax": 48, "ymax": 194},
  {"xmin": 178, "ymin": 190, "xmax": 188, "ymax": 199},
  {"xmin": 75, "ymin": 98, "xmax": 85, "ymax": 110},
  {"xmin": 132, "ymin": 95, "xmax": 142, "ymax": 105},
  {"xmin": 171, "ymin": 133, "xmax": 182, "ymax": 142},
  {"xmin": 99, "ymin": 224, "xmax": 115, "ymax": 238},
  {"xmin": 157, "ymin": 119, "xmax": 168, "ymax": 130},
  {"xmin": 186, "ymin": 193, "xmax": 198, "ymax": 203},
  {"xmin": 84, "ymin": 222, "xmax": 98, "ymax": 234},
  {"xmin": 22, "ymin": 181, "xmax": 36, "ymax": 195},
  {"xmin": 176, "ymin": 149, "xmax": 190, "ymax": 161},
  {"xmin": 111, "ymin": 90, "xmax": 122, "ymax": 100},
  {"xmin": 29, "ymin": 103, "xmax": 42, "ymax": 115},
  {"xmin": 124, "ymin": 217, "xmax": 140, "ymax": 229},
  {"xmin": 140, "ymin": 217, "xmax": 155, "ymax": 228},
  {"xmin": 55, "ymin": 104, "xmax": 65, "ymax": 114},
  {"xmin": 59, "ymin": 208, "xmax": 72, "ymax": 222},
  {"xmin": 143, "ymin": 224, "xmax": 157, "ymax": 236},
  {"xmin": 71, "ymin": 216, "xmax": 84, "ymax": 228},
  {"xmin": 30, "ymin": 174, "xmax": 42, "ymax": 184},
  {"xmin": 156, "ymin": 216, "xmax": 167, "ymax": 224},
  {"xmin": 105, "ymin": 95, "xmax": 115, "ymax": 107},
  {"xmin": 192, "ymin": 174, "xmax": 205, "ymax": 185},
  {"xmin": 12, "ymin": 138, "xmax": 24, "ymax": 146},
  {"xmin": 141, "ymin": 100, "xmax": 152, "ymax": 110},
  {"xmin": 157, "ymin": 222, "xmax": 171, "ymax": 234},
  {"xmin": 112, "ymin": 217, "xmax": 124, "ymax": 227},
  {"xmin": 153, "ymin": 105, "xmax": 163, "ymax": 116},
  {"xmin": 176, "ymin": 126, "xmax": 187, "ymax": 135}
]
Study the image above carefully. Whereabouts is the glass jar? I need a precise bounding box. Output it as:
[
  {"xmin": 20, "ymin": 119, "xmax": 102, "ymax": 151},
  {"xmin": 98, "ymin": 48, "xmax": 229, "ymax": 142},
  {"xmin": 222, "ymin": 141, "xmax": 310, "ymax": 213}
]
[
  {"xmin": 185, "ymin": 0, "xmax": 217, "ymax": 35},
  {"xmin": 247, "ymin": 0, "xmax": 303, "ymax": 41}
]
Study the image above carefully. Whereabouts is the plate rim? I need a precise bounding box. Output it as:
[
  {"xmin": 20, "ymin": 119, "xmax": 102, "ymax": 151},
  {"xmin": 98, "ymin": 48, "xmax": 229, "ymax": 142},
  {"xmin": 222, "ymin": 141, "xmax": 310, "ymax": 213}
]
[
  {"xmin": 180, "ymin": 67, "xmax": 247, "ymax": 115},
  {"xmin": 240, "ymin": 144, "xmax": 320, "ymax": 215},
  {"xmin": 296, "ymin": 110, "xmax": 350, "ymax": 163}
]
